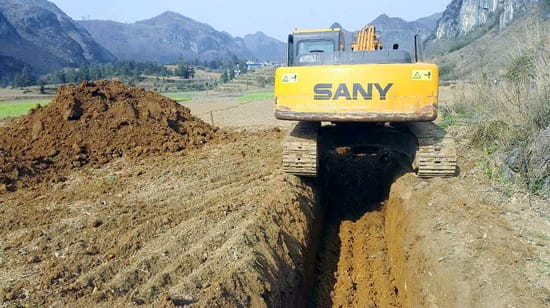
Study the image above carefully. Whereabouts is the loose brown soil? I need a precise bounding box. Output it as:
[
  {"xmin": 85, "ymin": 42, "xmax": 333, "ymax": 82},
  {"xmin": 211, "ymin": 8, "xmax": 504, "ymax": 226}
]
[
  {"xmin": 385, "ymin": 174, "xmax": 547, "ymax": 307},
  {"xmin": 0, "ymin": 82, "xmax": 548, "ymax": 307},
  {"xmin": 0, "ymin": 128, "xmax": 317, "ymax": 307},
  {"xmin": 313, "ymin": 147, "xmax": 404, "ymax": 308},
  {"xmin": 0, "ymin": 80, "xmax": 222, "ymax": 192}
]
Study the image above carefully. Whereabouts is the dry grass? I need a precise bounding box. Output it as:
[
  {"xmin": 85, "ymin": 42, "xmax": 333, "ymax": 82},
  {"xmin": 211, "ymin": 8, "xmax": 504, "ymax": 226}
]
[
  {"xmin": 434, "ymin": 12, "xmax": 550, "ymax": 80},
  {"xmin": 445, "ymin": 24, "xmax": 550, "ymax": 196}
]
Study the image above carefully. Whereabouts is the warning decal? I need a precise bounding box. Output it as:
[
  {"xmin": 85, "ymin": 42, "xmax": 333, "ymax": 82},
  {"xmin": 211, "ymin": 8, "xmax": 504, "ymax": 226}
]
[
  {"xmin": 412, "ymin": 70, "xmax": 433, "ymax": 81},
  {"xmin": 282, "ymin": 73, "xmax": 298, "ymax": 83}
]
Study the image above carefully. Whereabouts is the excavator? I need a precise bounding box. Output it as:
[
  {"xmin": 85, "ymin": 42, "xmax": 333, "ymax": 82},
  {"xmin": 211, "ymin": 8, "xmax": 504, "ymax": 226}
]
[{"xmin": 274, "ymin": 25, "xmax": 457, "ymax": 178}]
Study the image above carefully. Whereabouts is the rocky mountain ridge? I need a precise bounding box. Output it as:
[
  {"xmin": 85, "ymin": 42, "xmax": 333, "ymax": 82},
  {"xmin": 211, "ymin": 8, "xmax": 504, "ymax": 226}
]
[
  {"xmin": 0, "ymin": 0, "xmax": 115, "ymax": 79},
  {"xmin": 426, "ymin": 0, "xmax": 540, "ymax": 55},
  {"xmin": 434, "ymin": 8, "xmax": 549, "ymax": 79},
  {"xmin": 435, "ymin": 0, "xmax": 538, "ymax": 39},
  {"xmin": 370, "ymin": 13, "xmax": 442, "ymax": 52},
  {"xmin": 78, "ymin": 11, "xmax": 286, "ymax": 64}
]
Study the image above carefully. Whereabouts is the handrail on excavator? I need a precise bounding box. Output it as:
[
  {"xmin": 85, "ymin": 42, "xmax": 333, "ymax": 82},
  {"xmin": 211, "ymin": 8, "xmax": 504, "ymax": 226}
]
[{"xmin": 351, "ymin": 25, "xmax": 383, "ymax": 51}]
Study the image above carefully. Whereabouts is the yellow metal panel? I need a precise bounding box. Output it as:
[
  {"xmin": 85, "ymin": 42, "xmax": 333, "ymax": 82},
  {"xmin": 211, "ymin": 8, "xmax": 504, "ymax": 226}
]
[{"xmin": 274, "ymin": 63, "xmax": 439, "ymax": 121}]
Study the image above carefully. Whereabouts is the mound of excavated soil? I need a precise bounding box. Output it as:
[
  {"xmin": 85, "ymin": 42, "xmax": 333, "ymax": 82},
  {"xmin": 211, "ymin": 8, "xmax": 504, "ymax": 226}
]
[{"xmin": 0, "ymin": 80, "xmax": 221, "ymax": 192}]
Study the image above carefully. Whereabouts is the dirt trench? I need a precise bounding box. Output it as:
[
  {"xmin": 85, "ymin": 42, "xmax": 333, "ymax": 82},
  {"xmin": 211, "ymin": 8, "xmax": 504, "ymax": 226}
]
[
  {"xmin": 305, "ymin": 136, "xmax": 407, "ymax": 307},
  {"xmin": 291, "ymin": 134, "xmax": 547, "ymax": 308}
]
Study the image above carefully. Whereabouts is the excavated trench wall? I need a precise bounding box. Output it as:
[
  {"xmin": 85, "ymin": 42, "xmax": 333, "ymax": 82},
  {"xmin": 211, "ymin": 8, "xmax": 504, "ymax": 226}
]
[
  {"xmin": 287, "ymin": 146, "xmax": 421, "ymax": 307},
  {"xmin": 384, "ymin": 178, "xmax": 423, "ymax": 308}
]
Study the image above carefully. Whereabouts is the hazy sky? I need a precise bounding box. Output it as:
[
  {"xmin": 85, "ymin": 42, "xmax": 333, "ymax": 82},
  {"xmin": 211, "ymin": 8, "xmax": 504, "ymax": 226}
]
[{"xmin": 49, "ymin": 1, "xmax": 450, "ymax": 41}]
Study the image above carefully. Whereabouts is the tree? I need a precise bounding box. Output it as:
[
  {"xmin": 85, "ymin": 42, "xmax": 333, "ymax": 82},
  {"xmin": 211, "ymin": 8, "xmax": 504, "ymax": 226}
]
[
  {"xmin": 90, "ymin": 65, "xmax": 103, "ymax": 80},
  {"xmin": 175, "ymin": 58, "xmax": 195, "ymax": 79},
  {"xmin": 541, "ymin": 0, "xmax": 550, "ymax": 17},
  {"xmin": 39, "ymin": 80, "xmax": 46, "ymax": 94},
  {"xmin": 185, "ymin": 66, "xmax": 195, "ymax": 79},
  {"xmin": 79, "ymin": 65, "xmax": 90, "ymax": 81},
  {"xmin": 221, "ymin": 70, "xmax": 229, "ymax": 83},
  {"xmin": 239, "ymin": 60, "xmax": 248, "ymax": 75},
  {"xmin": 12, "ymin": 66, "xmax": 35, "ymax": 87},
  {"xmin": 64, "ymin": 69, "xmax": 79, "ymax": 83},
  {"xmin": 231, "ymin": 55, "xmax": 239, "ymax": 66},
  {"xmin": 208, "ymin": 59, "xmax": 220, "ymax": 70},
  {"xmin": 117, "ymin": 61, "xmax": 131, "ymax": 77},
  {"xmin": 21, "ymin": 66, "xmax": 34, "ymax": 86},
  {"xmin": 55, "ymin": 70, "xmax": 67, "ymax": 84}
]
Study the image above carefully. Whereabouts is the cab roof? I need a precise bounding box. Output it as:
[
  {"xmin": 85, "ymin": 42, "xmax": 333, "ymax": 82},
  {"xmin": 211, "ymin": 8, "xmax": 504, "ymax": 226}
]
[{"xmin": 293, "ymin": 28, "xmax": 342, "ymax": 34}]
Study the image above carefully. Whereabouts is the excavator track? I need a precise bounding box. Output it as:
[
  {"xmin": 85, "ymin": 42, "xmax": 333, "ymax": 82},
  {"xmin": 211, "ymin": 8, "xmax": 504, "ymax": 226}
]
[
  {"xmin": 282, "ymin": 122, "xmax": 457, "ymax": 178},
  {"xmin": 282, "ymin": 121, "xmax": 320, "ymax": 177},
  {"xmin": 406, "ymin": 122, "xmax": 457, "ymax": 178}
]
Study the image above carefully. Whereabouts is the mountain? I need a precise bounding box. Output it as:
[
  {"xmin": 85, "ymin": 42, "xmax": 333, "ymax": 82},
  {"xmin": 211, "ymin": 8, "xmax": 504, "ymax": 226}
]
[
  {"xmin": 243, "ymin": 32, "xmax": 286, "ymax": 62},
  {"xmin": 369, "ymin": 13, "xmax": 442, "ymax": 52},
  {"xmin": 329, "ymin": 14, "xmax": 441, "ymax": 53},
  {"xmin": 433, "ymin": 7, "xmax": 548, "ymax": 79},
  {"xmin": 79, "ymin": 11, "xmax": 284, "ymax": 64},
  {"xmin": 425, "ymin": 0, "xmax": 539, "ymax": 55},
  {"xmin": 435, "ymin": 0, "xmax": 538, "ymax": 39},
  {"xmin": 0, "ymin": 0, "xmax": 115, "ymax": 79}
]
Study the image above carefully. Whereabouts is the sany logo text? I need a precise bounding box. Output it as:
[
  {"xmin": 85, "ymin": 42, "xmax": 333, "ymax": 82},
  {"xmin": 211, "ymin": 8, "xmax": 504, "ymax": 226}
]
[{"xmin": 313, "ymin": 83, "xmax": 393, "ymax": 101}]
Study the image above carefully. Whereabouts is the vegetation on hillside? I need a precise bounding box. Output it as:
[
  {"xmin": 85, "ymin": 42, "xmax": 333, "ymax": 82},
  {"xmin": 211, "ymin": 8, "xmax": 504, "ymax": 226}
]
[
  {"xmin": 1, "ymin": 57, "xmax": 249, "ymax": 90},
  {"xmin": 444, "ymin": 25, "xmax": 549, "ymax": 196},
  {"xmin": 541, "ymin": 0, "xmax": 550, "ymax": 16}
]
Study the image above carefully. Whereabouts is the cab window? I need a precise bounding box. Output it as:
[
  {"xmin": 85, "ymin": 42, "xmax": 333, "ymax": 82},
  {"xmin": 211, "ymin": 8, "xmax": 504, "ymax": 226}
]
[{"xmin": 297, "ymin": 40, "xmax": 335, "ymax": 55}]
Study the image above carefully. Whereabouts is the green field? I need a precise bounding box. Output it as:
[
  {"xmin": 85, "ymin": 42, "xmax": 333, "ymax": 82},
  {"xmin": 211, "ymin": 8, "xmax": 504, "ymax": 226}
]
[
  {"xmin": 238, "ymin": 91, "xmax": 274, "ymax": 103},
  {"xmin": 0, "ymin": 100, "xmax": 50, "ymax": 119},
  {"xmin": 0, "ymin": 91, "xmax": 272, "ymax": 119},
  {"xmin": 163, "ymin": 92, "xmax": 193, "ymax": 102}
]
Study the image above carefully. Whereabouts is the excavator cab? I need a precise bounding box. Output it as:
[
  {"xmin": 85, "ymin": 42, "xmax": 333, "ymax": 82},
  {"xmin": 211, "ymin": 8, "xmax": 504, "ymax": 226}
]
[{"xmin": 287, "ymin": 28, "xmax": 344, "ymax": 66}]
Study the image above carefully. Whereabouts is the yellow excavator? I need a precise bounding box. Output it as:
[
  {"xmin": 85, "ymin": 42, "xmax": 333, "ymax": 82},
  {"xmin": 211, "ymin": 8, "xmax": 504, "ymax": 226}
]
[{"xmin": 274, "ymin": 26, "xmax": 456, "ymax": 178}]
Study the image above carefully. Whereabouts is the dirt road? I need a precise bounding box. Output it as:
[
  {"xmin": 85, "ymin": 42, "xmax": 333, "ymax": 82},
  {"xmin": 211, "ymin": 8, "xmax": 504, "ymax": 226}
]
[{"xmin": 0, "ymin": 84, "xmax": 548, "ymax": 307}]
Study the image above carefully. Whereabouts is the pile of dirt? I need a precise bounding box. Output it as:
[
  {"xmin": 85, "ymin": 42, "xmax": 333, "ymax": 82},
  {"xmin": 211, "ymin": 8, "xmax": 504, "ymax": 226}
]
[{"xmin": 0, "ymin": 80, "xmax": 222, "ymax": 192}]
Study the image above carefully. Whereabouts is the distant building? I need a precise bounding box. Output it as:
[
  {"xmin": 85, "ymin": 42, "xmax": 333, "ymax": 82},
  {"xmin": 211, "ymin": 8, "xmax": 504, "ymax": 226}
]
[
  {"xmin": 246, "ymin": 61, "xmax": 278, "ymax": 70},
  {"xmin": 246, "ymin": 61, "xmax": 264, "ymax": 70}
]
